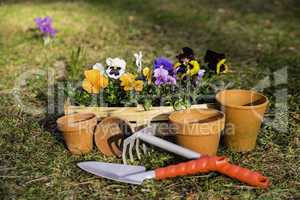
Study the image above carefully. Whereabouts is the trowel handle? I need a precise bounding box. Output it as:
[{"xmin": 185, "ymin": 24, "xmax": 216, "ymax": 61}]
[
  {"xmin": 216, "ymin": 162, "xmax": 270, "ymax": 188},
  {"xmin": 154, "ymin": 156, "xmax": 270, "ymax": 188},
  {"xmin": 155, "ymin": 156, "xmax": 223, "ymax": 180},
  {"xmin": 138, "ymin": 132, "xmax": 200, "ymax": 159}
]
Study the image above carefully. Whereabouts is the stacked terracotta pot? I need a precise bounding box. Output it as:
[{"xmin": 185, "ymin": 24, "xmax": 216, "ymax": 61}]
[
  {"xmin": 169, "ymin": 89, "xmax": 268, "ymax": 155},
  {"xmin": 169, "ymin": 108, "xmax": 225, "ymax": 155},
  {"xmin": 56, "ymin": 113, "xmax": 97, "ymax": 155},
  {"xmin": 57, "ymin": 114, "xmax": 131, "ymax": 155}
]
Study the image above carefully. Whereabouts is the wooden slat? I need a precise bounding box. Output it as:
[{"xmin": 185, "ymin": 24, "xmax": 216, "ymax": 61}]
[{"xmin": 64, "ymin": 100, "xmax": 216, "ymax": 129}]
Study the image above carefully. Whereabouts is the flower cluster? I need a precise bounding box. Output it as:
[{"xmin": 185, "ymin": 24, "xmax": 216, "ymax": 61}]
[
  {"xmin": 120, "ymin": 73, "xmax": 143, "ymax": 92},
  {"xmin": 68, "ymin": 47, "xmax": 228, "ymax": 109},
  {"xmin": 82, "ymin": 57, "xmax": 140, "ymax": 94}
]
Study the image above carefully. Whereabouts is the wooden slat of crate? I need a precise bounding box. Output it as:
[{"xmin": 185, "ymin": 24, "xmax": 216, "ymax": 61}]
[{"xmin": 64, "ymin": 101, "xmax": 215, "ymax": 129}]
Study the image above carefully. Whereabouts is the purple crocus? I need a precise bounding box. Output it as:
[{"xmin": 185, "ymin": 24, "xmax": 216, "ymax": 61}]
[
  {"xmin": 35, "ymin": 16, "xmax": 57, "ymax": 37},
  {"xmin": 154, "ymin": 57, "xmax": 174, "ymax": 74},
  {"xmin": 197, "ymin": 69, "xmax": 205, "ymax": 80},
  {"xmin": 154, "ymin": 66, "xmax": 176, "ymax": 85}
]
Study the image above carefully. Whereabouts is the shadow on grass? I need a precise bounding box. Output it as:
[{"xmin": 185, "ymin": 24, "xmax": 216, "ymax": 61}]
[
  {"xmin": 87, "ymin": 0, "xmax": 300, "ymax": 62},
  {"xmin": 39, "ymin": 113, "xmax": 65, "ymax": 146}
]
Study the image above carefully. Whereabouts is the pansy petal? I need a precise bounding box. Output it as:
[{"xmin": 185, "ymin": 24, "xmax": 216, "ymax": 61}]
[
  {"xmin": 188, "ymin": 60, "xmax": 200, "ymax": 76},
  {"xmin": 116, "ymin": 58, "xmax": 126, "ymax": 69},
  {"xmin": 120, "ymin": 73, "xmax": 136, "ymax": 91},
  {"xmin": 106, "ymin": 58, "xmax": 113, "ymax": 66},
  {"xmin": 84, "ymin": 69, "xmax": 101, "ymax": 85},
  {"xmin": 82, "ymin": 79, "xmax": 92, "ymax": 93},
  {"xmin": 143, "ymin": 67, "xmax": 150, "ymax": 77},
  {"xmin": 99, "ymin": 75, "xmax": 109, "ymax": 88},
  {"xmin": 134, "ymin": 80, "xmax": 143, "ymax": 92},
  {"xmin": 93, "ymin": 63, "xmax": 105, "ymax": 74},
  {"xmin": 124, "ymin": 85, "xmax": 134, "ymax": 91}
]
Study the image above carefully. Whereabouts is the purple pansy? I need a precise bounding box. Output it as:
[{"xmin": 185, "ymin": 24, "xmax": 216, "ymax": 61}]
[
  {"xmin": 154, "ymin": 67, "xmax": 168, "ymax": 85},
  {"xmin": 167, "ymin": 75, "xmax": 176, "ymax": 85},
  {"xmin": 154, "ymin": 57, "xmax": 174, "ymax": 74},
  {"xmin": 35, "ymin": 16, "xmax": 57, "ymax": 37},
  {"xmin": 154, "ymin": 66, "xmax": 176, "ymax": 85}
]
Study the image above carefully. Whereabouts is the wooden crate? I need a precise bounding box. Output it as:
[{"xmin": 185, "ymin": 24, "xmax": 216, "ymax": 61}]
[{"xmin": 64, "ymin": 100, "xmax": 216, "ymax": 130}]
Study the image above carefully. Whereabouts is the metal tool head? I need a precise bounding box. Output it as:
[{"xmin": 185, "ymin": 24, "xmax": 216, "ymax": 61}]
[
  {"xmin": 121, "ymin": 125, "xmax": 200, "ymax": 164},
  {"xmin": 122, "ymin": 126, "xmax": 155, "ymax": 164},
  {"xmin": 77, "ymin": 161, "xmax": 154, "ymax": 185}
]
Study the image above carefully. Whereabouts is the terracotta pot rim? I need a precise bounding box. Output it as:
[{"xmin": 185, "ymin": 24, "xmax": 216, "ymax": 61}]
[
  {"xmin": 94, "ymin": 116, "xmax": 133, "ymax": 156},
  {"xmin": 169, "ymin": 108, "xmax": 225, "ymax": 126},
  {"xmin": 216, "ymin": 89, "xmax": 269, "ymax": 110},
  {"xmin": 56, "ymin": 113, "xmax": 97, "ymax": 132}
]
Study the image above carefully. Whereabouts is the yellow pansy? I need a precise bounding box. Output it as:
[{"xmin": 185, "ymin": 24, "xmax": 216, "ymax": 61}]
[
  {"xmin": 120, "ymin": 73, "xmax": 144, "ymax": 92},
  {"xmin": 174, "ymin": 60, "xmax": 200, "ymax": 79},
  {"xmin": 82, "ymin": 69, "xmax": 108, "ymax": 94},
  {"xmin": 174, "ymin": 62, "xmax": 181, "ymax": 68},
  {"xmin": 142, "ymin": 67, "xmax": 152, "ymax": 84},
  {"xmin": 134, "ymin": 80, "xmax": 144, "ymax": 92},
  {"xmin": 188, "ymin": 60, "xmax": 200, "ymax": 76},
  {"xmin": 216, "ymin": 58, "xmax": 228, "ymax": 74},
  {"xmin": 120, "ymin": 73, "xmax": 135, "ymax": 91}
]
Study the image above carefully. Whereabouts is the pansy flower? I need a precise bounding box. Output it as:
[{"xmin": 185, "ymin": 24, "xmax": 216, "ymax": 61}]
[
  {"xmin": 142, "ymin": 67, "xmax": 152, "ymax": 84},
  {"xmin": 154, "ymin": 57, "xmax": 174, "ymax": 74},
  {"xmin": 174, "ymin": 47, "xmax": 200, "ymax": 79},
  {"xmin": 82, "ymin": 69, "xmax": 108, "ymax": 94},
  {"xmin": 134, "ymin": 80, "xmax": 144, "ymax": 92},
  {"xmin": 120, "ymin": 73, "xmax": 143, "ymax": 92},
  {"xmin": 105, "ymin": 57, "xmax": 126, "ymax": 79},
  {"xmin": 204, "ymin": 50, "xmax": 229, "ymax": 74},
  {"xmin": 176, "ymin": 47, "xmax": 195, "ymax": 63},
  {"xmin": 153, "ymin": 66, "xmax": 176, "ymax": 86}
]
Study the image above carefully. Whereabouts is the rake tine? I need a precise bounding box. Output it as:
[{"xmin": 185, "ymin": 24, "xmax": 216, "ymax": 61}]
[
  {"xmin": 142, "ymin": 143, "xmax": 147, "ymax": 155},
  {"xmin": 122, "ymin": 139, "xmax": 129, "ymax": 165},
  {"xmin": 129, "ymin": 139, "xmax": 135, "ymax": 162},
  {"xmin": 135, "ymin": 138, "xmax": 141, "ymax": 160}
]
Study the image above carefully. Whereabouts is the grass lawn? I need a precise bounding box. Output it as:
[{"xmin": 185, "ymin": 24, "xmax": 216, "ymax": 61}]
[{"xmin": 0, "ymin": 0, "xmax": 300, "ymax": 199}]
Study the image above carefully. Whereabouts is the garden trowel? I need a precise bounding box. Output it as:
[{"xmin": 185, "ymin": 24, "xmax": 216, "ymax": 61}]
[{"xmin": 77, "ymin": 155, "xmax": 269, "ymax": 188}]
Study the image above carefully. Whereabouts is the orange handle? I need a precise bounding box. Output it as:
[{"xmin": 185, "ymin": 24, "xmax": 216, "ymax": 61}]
[
  {"xmin": 154, "ymin": 156, "xmax": 269, "ymax": 188},
  {"xmin": 216, "ymin": 162, "xmax": 269, "ymax": 188},
  {"xmin": 155, "ymin": 156, "xmax": 226, "ymax": 180}
]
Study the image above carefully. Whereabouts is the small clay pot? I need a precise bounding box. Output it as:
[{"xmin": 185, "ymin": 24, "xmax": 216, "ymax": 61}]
[
  {"xmin": 169, "ymin": 108, "xmax": 225, "ymax": 155},
  {"xmin": 56, "ymin": 113, "xmax": 97, "ymax": 155},
  {"xmin": 94, "ymin": 117, "xmax": 133, "ymax": 156},
  {"xmin": 216, "ymin": 89, "xmax": 268, "ymax": 152}
]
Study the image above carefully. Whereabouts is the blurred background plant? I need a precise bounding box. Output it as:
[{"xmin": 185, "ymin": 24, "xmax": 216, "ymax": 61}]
[
  {"xmin": 67, "ymin": 46, "xmax": 87, "ymax": 81},
  {"xmin": 34, "ymin": 16, "xmax": 57, "ymax": 45}
]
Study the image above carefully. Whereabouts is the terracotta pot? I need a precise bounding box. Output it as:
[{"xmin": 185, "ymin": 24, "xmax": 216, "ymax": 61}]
[
  {"xmin": 94, "ymin": 117, "xmax": 133, "ymax": 156},
  {"xmin": 169, "ymin": 108, "xmax": 225, "ymax": 155},
  {"xmin": 56, "ymin": 113, "xmax": 97, "ymax": 155},
  {"xmin": 216, "ymin": 89, "xmax": 269, "ymax": 152}
]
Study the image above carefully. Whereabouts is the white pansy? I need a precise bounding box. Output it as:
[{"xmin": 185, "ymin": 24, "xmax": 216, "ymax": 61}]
[
  {"xmin": 134, "ymin": 51, "xmax": 142, "ymax": 73},
  {"xmin": 92, "ymin": 63, "xmax": 105, "ymax": 75},
  {"xmin": 105, "ymin": 57, "xmax": 126, "ymax": 79}
]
